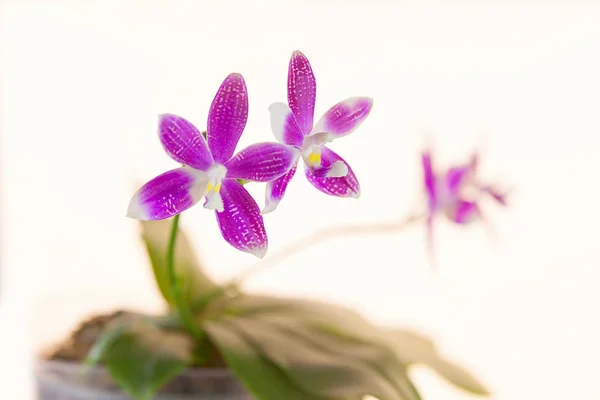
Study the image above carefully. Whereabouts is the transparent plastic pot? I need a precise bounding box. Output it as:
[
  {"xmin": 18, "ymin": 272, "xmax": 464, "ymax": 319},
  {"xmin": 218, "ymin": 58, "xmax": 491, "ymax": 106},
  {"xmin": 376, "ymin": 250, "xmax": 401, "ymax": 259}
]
[{"xmin": 35, "ymin": 359, "xmax": 252, "ymax": 400}]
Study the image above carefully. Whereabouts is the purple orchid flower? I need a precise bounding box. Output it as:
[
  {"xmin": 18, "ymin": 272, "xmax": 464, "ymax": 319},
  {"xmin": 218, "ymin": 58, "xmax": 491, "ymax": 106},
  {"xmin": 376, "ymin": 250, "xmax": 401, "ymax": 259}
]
[
  {"xmin": 262, "ymin": 50, "xmax": 373, "ymax": 213},
  {"xmin": 422, "ymin": 147, "xmax": 507, "ymax": 253},
  {"xmin": 127, "ymin": 73, "xmax": 300, "ymax": 257}
]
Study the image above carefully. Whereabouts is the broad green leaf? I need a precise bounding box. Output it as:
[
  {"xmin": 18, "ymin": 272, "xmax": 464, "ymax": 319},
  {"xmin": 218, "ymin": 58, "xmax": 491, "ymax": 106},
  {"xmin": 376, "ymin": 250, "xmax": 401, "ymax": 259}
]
[
  {"xmin": 249, "ymin": 313, "xmax": 422, "ymax": 400},
  {"xmin": 220, "ymin": 314, "xmax": 417, "ymax": 400},
  {"xmin": 223, "ymin": 294, "xmax": 383, "ymax": 339},
  {"xmin": 140, "ymin": 219, "xmax": 218, "ymax": 310},
  {"xmin": 87, "ymin": 315, "xmax": 194, "ymax": 400},
  {"xmin": 387, "ymin": 329, "xmax": 490, "ymax": 396},
  {"xmin": 204, "ymin": 320, "xmax": 323, "ymax": 400},
  {"xmin": 84, "ymin": 317, "xmax": 131, "ymax": 368},
  {"xmin": 219, "ymin": 294, "xmax": 486, "ymax": 398}
]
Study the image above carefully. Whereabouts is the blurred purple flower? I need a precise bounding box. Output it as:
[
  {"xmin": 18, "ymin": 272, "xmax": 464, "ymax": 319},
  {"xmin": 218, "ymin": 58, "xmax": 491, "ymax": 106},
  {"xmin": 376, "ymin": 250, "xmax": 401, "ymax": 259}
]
[
  {"xmin": 263, "ymin": 50, "xmax": 373, "ymax": 213},
  {"xmin": 127, "ymin": 73, "xmax": 299, "ymax": 258},
  {"xmin": 422, "ymin": 147, "xmax": 507, "ymax": 253}
]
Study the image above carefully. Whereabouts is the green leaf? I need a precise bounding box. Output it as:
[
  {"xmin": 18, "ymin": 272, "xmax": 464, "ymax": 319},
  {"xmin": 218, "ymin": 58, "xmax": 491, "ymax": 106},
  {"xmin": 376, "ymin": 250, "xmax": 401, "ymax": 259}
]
[
  {"xmin": 226, "ymin": 294, "xmax": 488, "ymax": 396},
  {"xmin": 224, "ymin": 294, "xmax": 382, "ymax": 339},
  {"xmin": 86, "ymin": 315, "xmax": 194, "ymax": 400},
  {"xmin": 84, "ymin": 317, "xmax": 130, "ymax": 368},
  {"xmin": 387, "ymin": 329, "xmax": 490, "ymax": 396},
  {"xmin": 140, "ymin": 218, "xmax": 218, "ymax": 310},
  {"xmin": 211, "ymin": 294, "xmax": 422, "ymax": 400},
  {"xmin": 204, "ymin": 320, "xmax": 322, "ymax": 400},
  {"xmin": 234, "ymin": 314, "xmax": 421, "ymax": 400}
]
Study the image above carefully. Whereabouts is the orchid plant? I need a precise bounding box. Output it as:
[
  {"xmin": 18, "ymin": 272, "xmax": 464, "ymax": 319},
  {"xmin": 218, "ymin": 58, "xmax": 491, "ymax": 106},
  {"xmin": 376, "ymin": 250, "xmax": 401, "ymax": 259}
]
[{"xmin": 78, "ymin": 51, "xmax": 503, "ymax": 400}]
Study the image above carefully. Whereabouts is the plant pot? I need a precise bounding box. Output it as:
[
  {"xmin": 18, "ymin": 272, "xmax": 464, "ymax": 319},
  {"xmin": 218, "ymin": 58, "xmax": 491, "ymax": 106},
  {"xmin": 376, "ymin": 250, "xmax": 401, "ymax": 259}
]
[{"xmin": 36, "ymin": 359, "xmax": 252, "ymax": 400}]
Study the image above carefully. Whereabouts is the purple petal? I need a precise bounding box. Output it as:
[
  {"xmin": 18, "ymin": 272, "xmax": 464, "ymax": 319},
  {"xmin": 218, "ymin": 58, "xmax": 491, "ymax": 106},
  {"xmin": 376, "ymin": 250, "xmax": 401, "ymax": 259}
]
[
  {"xmin": 268, "ymin": 102, "xmax": 304, "ymax": 146},
  {"xmin": 127, "ymin": 167, "xmax": 207, "ymax": 220},
  {"xmin": 482, "ymin": 186, "xmax": 507, "ymax": 206},
  {"xmin": 216, "ymin": 179, "xmax": 268, "ymax": 258},
  {"xmin": 312, "ymin": 97, "xmax": 373, "ymax": 137},
  {"xmin": 445, "ymin": 199, "xmax": 480, "ymax": 224},
  {"xmin": 445, "ymin": 166, "xmax": 472, "ymax": 198},
  {"xmin": 263, "ymin": 161, "xmax": 298, "ymax": 214},
  {"xmin": 305, "ymin": 147, "xmax": 360, "ymax": 198},
  {"xmin": 422, "ymin": 150, "xmax": 437, "ymax": 210},
  {"xmin": 288, "ymin": 50, "xmax": 316, "ymax": 135},
  {"xmin": 224, "ymin": 142, "xmax": 300, "ymax": 182},
  {"xmin": 158, "ymin": 114, "xmax": 214, "ymax": 171},
  {"xmin": 445, "ymin": 154, "xmax": 478, "ymax": 197},
  {"xmin": 207, "ymin": 73, "xmax": 248, "ymax": 163}
]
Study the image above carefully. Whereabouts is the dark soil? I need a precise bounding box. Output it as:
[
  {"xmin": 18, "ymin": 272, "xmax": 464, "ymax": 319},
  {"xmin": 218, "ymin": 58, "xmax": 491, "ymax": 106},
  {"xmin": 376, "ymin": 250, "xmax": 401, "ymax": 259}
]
[
  {"xmin": 46, "ymin": 309, "xmax": 227, "ymax": 367},
  {"xmin": 41, "ymin": 310, "xmax": 244, "ymax": 398},
  {"xmin": 45, "ymin": 310, "xmax": 130, "ymax": 363}
]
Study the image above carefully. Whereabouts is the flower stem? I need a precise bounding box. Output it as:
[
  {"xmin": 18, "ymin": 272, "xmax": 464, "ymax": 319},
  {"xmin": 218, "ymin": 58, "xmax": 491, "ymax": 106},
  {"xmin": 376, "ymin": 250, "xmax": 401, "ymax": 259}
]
[
  {"xmin": 166, "ymin": 214, "xmax": 205, "ymax": 341},
  {"xmin": 227, "ymin": 212, "xmax": 424, "ymax": 287}
]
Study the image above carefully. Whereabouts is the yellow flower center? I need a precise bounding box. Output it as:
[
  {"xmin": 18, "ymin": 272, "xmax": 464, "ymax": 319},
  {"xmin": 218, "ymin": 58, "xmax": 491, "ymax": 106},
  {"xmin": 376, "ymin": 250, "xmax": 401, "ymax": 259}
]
[
  {"xmin": 307, "ymin": 151, "xmax": 321, "ymax": 166},
  {"xmin": 206, "ymin": 182, "xmax": 222, "ymax": 193}
]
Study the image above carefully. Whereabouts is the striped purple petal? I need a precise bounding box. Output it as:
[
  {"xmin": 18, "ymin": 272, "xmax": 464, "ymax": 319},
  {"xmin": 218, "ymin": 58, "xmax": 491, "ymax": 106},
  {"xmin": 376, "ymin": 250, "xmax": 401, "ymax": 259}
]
[
  {"xmin": 127, "ymin": 167, "xmax": 207, "ymax": 220},
  {"xmin": 262, "ymin": 161, "xmax": 298, "ymax": 214},
  {"xmin": 304, "ymin": 147, "xmax": 360, "ymax": 198},
  {"xmin": 444, "ymin": 199, "xmax": 480, "ymax": 224},
  {"xmin": 311, "ymin": 97, "xmax": 373, "ymax": 137},
  {"xmin": 224, "ymin": 142, "xmax": 300, "ymax": 182},
  {"xmin": 158, "ymin": 114, "xmax": 213, "ymax": 171},
  {"xmin": 216, "ymin": 179, "xmax": 268, "ymax": 258},
  {"xmin": 207, "ymin": 73, "xmax": 248, "ymax": 163},
  {"xmin": 268, "ymin": 102, "xmax": 304, "ymax": 147},
  {"xmin": 288, "ymin": 50, "xmax": 316, "ymax": 135},
  {"xmin": 422, "ymin": 150, "xmax": 437, "ymax": 211}
]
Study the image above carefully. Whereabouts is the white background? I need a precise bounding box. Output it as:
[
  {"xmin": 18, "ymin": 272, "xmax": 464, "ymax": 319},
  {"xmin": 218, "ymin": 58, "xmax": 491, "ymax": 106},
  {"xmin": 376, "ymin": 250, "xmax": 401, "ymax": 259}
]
[{"xmin": 2, "ymin": 1, "xmax": 600, "ymax": 399}]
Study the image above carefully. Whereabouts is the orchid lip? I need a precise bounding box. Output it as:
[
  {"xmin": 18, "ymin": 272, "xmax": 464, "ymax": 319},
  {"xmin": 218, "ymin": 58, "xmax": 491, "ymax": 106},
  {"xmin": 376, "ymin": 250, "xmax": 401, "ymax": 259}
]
[
  {"xmin": 303, "ymin": 147, "xmax": 359, "ymax": 198},
  {"xmin": 299, "ymin": 132, "xmax": 333, "ymax": 168},
  {"xmin": 202, "ymin": 163, "xmax": 227, "ymax": 212},
  {"xmin": 325, "ymin": 161, "xmax": 348, "ymax": 178}
]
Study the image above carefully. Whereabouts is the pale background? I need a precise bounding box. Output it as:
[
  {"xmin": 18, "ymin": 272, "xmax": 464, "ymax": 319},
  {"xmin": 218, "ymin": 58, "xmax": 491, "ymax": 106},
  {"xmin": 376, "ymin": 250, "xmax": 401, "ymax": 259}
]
[{"xmin": 2, "ymin": 1, "xmax": 600, "ymax": 399}]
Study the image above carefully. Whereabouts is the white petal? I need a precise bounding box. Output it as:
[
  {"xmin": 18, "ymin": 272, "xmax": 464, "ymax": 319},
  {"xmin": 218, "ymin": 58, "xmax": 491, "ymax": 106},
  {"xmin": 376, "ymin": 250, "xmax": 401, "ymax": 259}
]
[
  {"xmin": 325, "ymin": 161, "xmax": 349, "ymax": 178},
  {"xmin": 204, "ymin": 192, "xmax": 224, "ymax": 212},
  {"xmin": 268, "ymin": 102, "xmax": 304, "ymax": 146}
]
